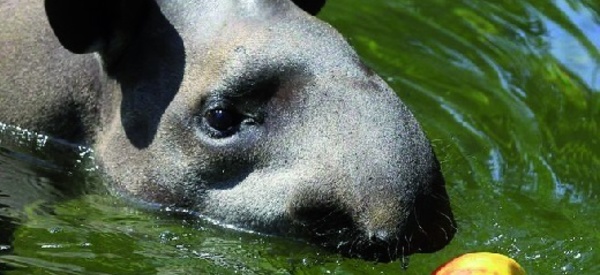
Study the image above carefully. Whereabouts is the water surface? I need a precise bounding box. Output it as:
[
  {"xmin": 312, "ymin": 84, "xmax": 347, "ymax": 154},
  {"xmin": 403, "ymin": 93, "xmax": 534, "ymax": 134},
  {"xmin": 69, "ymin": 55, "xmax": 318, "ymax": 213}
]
[{"xmin": 1, "ymin": 0, "xmax": 599, "ymax": 274}]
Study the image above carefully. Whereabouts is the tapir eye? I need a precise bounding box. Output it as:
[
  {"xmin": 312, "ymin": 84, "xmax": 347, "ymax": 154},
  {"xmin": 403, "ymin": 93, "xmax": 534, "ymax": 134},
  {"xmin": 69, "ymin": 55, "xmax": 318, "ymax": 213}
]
[{"xmin": 203, "ymin": 108, "xmax": 245, "ymax": 137}]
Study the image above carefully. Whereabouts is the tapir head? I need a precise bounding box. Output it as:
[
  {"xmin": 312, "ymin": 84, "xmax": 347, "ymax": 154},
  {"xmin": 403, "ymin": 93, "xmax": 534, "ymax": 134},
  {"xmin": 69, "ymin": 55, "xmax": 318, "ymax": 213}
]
[{"xmin": 45, "ymin": 0, "xmax": 455, "ymax": 261}]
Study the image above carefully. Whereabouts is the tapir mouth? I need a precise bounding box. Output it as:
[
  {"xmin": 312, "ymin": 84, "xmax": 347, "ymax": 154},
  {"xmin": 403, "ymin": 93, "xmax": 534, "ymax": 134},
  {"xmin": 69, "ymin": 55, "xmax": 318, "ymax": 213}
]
[{"xmin": 292, "ymin": 192, "xmax": 456, "ymax": 262}]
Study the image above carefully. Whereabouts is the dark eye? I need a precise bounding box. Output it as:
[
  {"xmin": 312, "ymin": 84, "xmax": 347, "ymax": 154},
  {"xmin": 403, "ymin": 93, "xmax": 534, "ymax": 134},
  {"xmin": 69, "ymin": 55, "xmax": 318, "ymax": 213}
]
[{"xmin": 203, "ymin": 108, "xmax": 244, "ymax": 137}]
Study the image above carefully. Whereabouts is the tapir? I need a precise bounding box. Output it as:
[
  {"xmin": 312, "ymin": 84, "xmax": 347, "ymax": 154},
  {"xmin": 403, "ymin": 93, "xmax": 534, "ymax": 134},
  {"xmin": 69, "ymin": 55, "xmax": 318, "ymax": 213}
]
[{"xmin": 0, "ymin": 0, "xmax": 456, "ymax": 261}]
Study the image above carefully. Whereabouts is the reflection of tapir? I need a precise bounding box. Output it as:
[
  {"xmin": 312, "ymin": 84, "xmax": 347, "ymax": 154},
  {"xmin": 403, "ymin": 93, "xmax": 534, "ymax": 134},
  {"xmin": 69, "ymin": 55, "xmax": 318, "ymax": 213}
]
[{"xmin": 0, "ymin": 0, "xmax": 455, "ymax": 261}]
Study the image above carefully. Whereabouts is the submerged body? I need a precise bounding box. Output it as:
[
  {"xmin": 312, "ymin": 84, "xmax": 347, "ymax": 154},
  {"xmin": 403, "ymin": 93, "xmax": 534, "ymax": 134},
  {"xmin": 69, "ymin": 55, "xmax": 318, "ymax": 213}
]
[{"xmin": 0, "ymin": 0, "xmax": 455, "ymax": 260}]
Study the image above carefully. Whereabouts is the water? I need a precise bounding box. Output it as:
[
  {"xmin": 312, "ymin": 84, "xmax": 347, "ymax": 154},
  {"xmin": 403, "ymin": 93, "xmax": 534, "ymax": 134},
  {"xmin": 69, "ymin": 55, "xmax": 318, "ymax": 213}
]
[{"xmin": 1, "ymin": 0, "xmax": 599, "ymax": 273}]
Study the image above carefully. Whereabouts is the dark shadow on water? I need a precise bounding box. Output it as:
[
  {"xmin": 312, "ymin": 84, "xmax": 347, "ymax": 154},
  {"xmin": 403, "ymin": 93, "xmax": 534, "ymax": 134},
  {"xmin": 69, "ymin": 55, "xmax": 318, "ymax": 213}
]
[
  {"xmin": 0, "ymin": 200, "xmax": 16, "ymax": 273},
  {"xmin": 0, "ymin": 125, "xmax": 98, "ymax": 273}
]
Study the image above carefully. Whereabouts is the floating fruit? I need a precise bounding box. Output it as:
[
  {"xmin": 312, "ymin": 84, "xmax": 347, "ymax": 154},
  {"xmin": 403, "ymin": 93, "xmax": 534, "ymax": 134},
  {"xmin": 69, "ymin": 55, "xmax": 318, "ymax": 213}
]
[{"xmin": 433, "ymin": 252, "xmax": 526, "ymax": 275}]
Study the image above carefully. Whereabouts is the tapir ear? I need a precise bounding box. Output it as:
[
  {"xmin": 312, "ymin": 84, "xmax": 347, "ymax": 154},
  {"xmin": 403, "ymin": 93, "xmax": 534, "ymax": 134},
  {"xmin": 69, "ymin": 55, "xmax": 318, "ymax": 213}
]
[
  {"xmin": 44, "ymin": 0, "xmax": 147, "ymax": 54},
  {"xmin": 291, "ymin": 0, "xmax": 326, "ymax": 16}
]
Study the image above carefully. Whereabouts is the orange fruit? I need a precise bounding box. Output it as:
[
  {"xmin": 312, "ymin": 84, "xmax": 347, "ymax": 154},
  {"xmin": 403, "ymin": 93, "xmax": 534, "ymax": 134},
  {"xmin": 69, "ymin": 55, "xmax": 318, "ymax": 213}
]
[{"xmin": 433, "ymin": 252, "xmax": 526, "ymax": 275}]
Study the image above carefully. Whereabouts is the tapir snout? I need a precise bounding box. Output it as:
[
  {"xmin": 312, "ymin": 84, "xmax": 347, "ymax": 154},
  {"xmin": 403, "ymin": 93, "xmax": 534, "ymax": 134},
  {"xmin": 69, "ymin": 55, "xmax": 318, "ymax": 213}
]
[{"xmin": 0, "ymin": 0, "xmax": 455, "ymax": 261}]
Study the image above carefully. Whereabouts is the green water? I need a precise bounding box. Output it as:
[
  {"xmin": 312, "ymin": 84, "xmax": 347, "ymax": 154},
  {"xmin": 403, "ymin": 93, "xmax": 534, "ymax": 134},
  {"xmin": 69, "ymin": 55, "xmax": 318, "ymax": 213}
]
[{"xmin": 1, "ymin": 0, "xmax": 599, "ymax": 274}]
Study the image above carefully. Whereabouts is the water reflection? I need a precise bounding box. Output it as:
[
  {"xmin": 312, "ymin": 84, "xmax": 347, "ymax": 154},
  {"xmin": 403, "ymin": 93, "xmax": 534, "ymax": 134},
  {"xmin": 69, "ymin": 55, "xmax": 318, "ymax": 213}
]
[
  {"xmin": 0, "ymin": 0, "xmax": 599, "ymax": 273},
  {"xmin": 0, "ymin": 123, "xmax": 99, "ymax": 260},
  {"xmin": 537, "ymin": 0, "xmax": 600, "ymax": 91},
  {"xmin": 322, "ymin": 0, "xmax": 599, "ymax": 273}
]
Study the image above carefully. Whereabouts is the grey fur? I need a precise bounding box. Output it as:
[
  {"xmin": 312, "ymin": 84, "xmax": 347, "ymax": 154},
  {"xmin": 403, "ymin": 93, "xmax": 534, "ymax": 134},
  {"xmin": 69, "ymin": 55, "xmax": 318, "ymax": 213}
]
[{"xmin": 0, "ymin": 0, "xmax": 455, "ymax": 260}]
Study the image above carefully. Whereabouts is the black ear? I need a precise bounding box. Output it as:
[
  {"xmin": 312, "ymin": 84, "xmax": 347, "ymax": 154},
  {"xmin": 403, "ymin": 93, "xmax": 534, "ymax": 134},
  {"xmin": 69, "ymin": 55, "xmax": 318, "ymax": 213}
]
[
  {"xmin": 291, "ymin": 0, "xmax": 326, "ymax": 16},
  {"xmin": 44, "ymin": 0, "xmax": 147, "ymax": 54}
]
